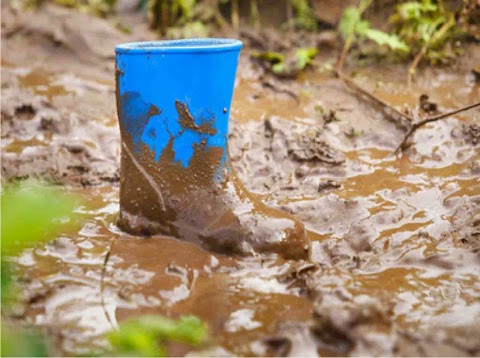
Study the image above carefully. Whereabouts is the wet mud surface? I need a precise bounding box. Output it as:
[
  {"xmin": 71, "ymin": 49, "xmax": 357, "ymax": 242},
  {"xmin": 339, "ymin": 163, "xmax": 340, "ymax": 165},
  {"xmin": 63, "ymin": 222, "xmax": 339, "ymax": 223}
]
[{"xmin": 2, "ymin": 2, "xmax": 480, "ymax": 356}]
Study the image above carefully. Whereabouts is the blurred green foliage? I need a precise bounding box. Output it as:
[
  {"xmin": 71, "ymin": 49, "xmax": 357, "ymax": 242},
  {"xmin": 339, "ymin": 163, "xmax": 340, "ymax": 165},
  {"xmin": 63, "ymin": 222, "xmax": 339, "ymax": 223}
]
[
  {"xmin": 167, "ymin": 20, "xmax": 208, "ymax": 38},
  {"xmin": 339, "ymin": 0, "xmax": 468, "ymax": 68},
  {"xmin": 12, "ymin": 0, "xmax": 476, "ymax": 66},
  {"xmin": 144, "ymin": 0, "xmax": 319, "ymax": 35},
  {"xmin": 1, "ymin": 182, "xmax": 77, "ymax": 357},
  {"xmin": 57, "ymin": 0, "xmax": 117, "ymax": 16},
  {"xmin": 108, "ymin": 315, "xmax": 209, "ymax": 356},
  {"xmin": 0, "ymin": 183, "xmax": 210, "ymax": 357},
  {"xmin": 253, "ymin": 47, "xmax": 318, "ymax": 77},
  {"xmin": 1, "ymin": 183, "xmax": 75, "ymax": 256},
  {"xmin": 147, "ymin": 0, "xmax": 202, "ymax": 35},
  {"xmin": 390, "ymin": 0, "xmax": 461, "ymax": 64},
  {"xmin": 1, "ymin": 327, "xmax": 50, "ymax": 357},
  {"xmin": 289, "ymin": 0, "xmax": 317, "ymax": 31},
  {"xmin": 14, "ymin": 0, "xmax": 117, "ymax": 16},
  {"xmin": 339, "ymin": 0, "xmax": 409, "ymax": 53},
  {"xmin": 295, "ymin": 47, "xmax": 318, "ymax": 70}
]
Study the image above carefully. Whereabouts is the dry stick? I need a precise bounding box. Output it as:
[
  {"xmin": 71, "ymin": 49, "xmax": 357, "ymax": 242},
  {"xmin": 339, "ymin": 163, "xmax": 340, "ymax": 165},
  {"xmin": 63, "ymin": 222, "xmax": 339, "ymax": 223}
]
[
  {"xmin": 210, "ymin": 6, "xmax": 230, "ymax": 29},
  {"xmin": 262, "ymin": 78, "xmax": 300, "ymax": 102},
  {"xmin": 160, "ymin": 0, "xmax": 169, "ymax": 36},
  {"xmin": 339, "ymin": 69, "xmax": 480, "ymax": 153},
  {"xmin": 333, "ymin": 0, "xmax": 411, "ymax": 126},
  {"xmin": 335, "ymin": 64, "xmax": 417, "ymax": 150},
  {"xmin": 335, "ymin": 69, "xmax": 413, "ymax": 127},
  {"xmin": 334, "ymin": 0, "xmax": 480, "ymax": 154},
  {"xmin": 336, "ymin": 41, "xmax": 351, "ymax": 74},
  {"xmin": 250, "ymin": 0, "xmax": 260, "ymax": 32},
  {"xmin": 333, "ymin": 2, "xmax": 478, "ymax": 154},
  {"xmin": 336, "ymin": 0, "xmax": 373, "ymax": 71},
  {"xmin": 336, "ymin": 24, "xmax": 355, "ymax": 72},
  {"xmin": 407, "ymin": 19, "xmax": 454, "ymax": 86},
  {"xmin": 394, "ymin": 101, "xmax": 480, "ymax": 154},
  {"xmin": 407, "ymin": 44, "xmax": 427, "ymax": 87},
  {"xmin": 231, "ymin": 0, "xmax": 239, "ymax": 31},
  {"xmin": 285, "ymin": 0, "xmax": 293, "ymax": 31},
  {"xmin": 100, "ymin": 236, "xmax": 116, "ymax": 330}
]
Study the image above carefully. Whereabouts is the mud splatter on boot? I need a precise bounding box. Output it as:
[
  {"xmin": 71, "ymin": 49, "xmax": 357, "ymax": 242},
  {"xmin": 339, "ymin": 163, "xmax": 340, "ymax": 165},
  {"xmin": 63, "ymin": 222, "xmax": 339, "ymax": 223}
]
[
  {"xmin": 116, "ymin": 90, "xmax": 309, "ymax": 259},
  {"xmin": 117, "ymin": 40, "xmax": 309, "ymax": 259}
]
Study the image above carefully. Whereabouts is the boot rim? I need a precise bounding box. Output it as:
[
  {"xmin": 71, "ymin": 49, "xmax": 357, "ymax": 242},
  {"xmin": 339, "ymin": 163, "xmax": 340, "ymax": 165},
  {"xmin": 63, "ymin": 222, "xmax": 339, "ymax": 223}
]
[{"xmin": 116, "ymin": 38, "xmax": 242, "ymax": 54}]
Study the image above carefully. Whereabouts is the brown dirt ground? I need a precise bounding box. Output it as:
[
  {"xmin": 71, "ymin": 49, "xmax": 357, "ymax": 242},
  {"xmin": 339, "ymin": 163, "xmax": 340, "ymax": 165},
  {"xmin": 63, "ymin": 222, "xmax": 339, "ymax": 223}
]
[{"xmin": 2, "ymin": 2, "xmax": 480, "ymax": 356}]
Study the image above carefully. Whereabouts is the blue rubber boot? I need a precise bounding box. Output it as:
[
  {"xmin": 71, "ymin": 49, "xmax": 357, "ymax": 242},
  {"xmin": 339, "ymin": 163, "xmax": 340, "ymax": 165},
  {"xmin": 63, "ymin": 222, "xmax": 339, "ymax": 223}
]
[{"xmin": 115, "ymin": 39, "xmax": 309, "ymax": 259}]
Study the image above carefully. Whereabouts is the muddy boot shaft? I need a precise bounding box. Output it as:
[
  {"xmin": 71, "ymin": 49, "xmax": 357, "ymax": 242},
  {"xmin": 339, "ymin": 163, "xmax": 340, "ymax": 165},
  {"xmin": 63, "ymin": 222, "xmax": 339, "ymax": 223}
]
[{"xmin": 115, "ymin": 39, "xmax": 310, "ymax": 259}]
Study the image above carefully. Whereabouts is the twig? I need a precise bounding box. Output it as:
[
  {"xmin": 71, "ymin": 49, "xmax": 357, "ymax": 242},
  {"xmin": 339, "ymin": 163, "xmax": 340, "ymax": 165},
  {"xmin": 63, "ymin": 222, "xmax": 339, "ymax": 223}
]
[
  {"xmin": 331, "ymin": 0, "xmax": 475, "ymax": 156},
  {"xmin": 334, "ymin": 70, "xmax": 480, "ymax": 155},
  {"xmin": 407, "ymin": 44, "xmax": 427, "ymax": 86},
  {"xmin": 100, "ymin": 236, "xmax": 116, "ymax": 330},
  {"xmin": 206, "ymin": 4, "xmax": 230, "ymax": 29},
  {"xmin": 333, "ymin": 0, "xmax": 412, "ymax": 127},
  {"xmin": 231, "ymin": 0, "xmax": 239, "ymax": 31},
  {"xmin": 262, "ymin": 79, "xmax": 300, "ymax": 103},
  {"xmin": 336, "ymin": 25, "xmax": 355, "ymax": 72},
  {"xmin": 336, "ymin": 37, "xmax": 353, "ymax": 73},
  {"xmin": 240, "ymin": 29, "xmax": 265, "ymax": 49},
  {"xmin": 335, "ymin": 69, "xmax": 413, "ymax": 127},
  {"xmin": 160, "ymin": 0, "xmax": 168, "ymax": 36},
  {"xmin": 250, "ymin": 0, "xmax": 260, "ymax": 32},
  {"xmin": 285, "ymin": 0, "xmax": 293, "ymax": 31},
  {"xmin": 407, "ymin": 17, "xmax": 455, "ymax": 85},
  {"xmin": 394, "ymin": 101, "xmax": 480, "ymax": 154},
  {"xmin": 336, "ymin": 0, "xmax": 373, "ymax": 72}
]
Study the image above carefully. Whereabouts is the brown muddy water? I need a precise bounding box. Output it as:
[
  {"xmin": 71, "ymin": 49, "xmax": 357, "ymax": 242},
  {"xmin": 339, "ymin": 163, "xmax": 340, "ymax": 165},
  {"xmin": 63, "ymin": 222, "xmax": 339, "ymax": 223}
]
[
  {"xmin": 3, "ymin": 59, "xmax": 479, "ymax": 356},
  {"xmin": 1, "ymin": 11, "xmax": 480, "ymax": 354}
]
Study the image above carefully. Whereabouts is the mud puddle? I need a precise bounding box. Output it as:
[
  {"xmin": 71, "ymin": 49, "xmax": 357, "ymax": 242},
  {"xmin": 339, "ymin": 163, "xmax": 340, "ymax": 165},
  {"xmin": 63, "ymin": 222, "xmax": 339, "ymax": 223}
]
[
  {"xmin": 1, "ymin": 65, "xmax": 119, "ymax": 185},
  {"xmin": 2, "ymin": 9, "xmax": 480, "ymax": 355},
  {"xmin": 15, "ymin": 185, "xmax": 313, "ymax": 356},
  {"xmin": 6, "ymin": 55, "xmax": 479, "ymax": 356}
]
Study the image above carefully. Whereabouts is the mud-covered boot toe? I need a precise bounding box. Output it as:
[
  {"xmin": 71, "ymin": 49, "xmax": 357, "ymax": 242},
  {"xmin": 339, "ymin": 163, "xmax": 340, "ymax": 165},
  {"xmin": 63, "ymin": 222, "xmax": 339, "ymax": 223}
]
[
  {"xmin": 241, "ymin": 209, "xmax": 310, "ymax": 260},
  {"xmin": 202, "ymin": 207, "xmax": 310, "ymax": 259}
]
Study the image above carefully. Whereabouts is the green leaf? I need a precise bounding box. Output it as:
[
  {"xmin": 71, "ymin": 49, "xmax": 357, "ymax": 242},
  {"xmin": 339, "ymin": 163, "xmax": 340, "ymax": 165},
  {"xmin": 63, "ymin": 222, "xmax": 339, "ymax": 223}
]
[
  {"xmin": 397, "ymin": 2, "xmax": 423, "ymax": 20},
  {"xmin": 172, "ymin": 315, "xmax": 208, "ymax": 346},
  {"xmin": 167, "ymin": 21, "xmax": 208, "ymax": 39},
  {"xmin": 0, "ymin": 183, "xmax": 71, "ymax": 357},
  {"xmin": 1, "ymin": 325, "xmax": 49, "ymax": 357},
  {"xmin": 339, "ymin": 6, "xmax": 361, "ymax": 39},
  {"xmin": 340, "ymin": 4, "xmax": 409, "ymax": 54},
  {"xmin": 363, "ymin": 28, "xmax": 410, "ymax": 52},
  {"xmin": 252, "ymin": 51, "xmax": 285, "ymax": 64},
  {"xmin": 108, "ymin": 315, "xmax": 209, "ymax": 357},
  {"xmin": 253, "ymin": 51, "xmax": 286, "ymax": 75},
  {"xmin": 272, "ymin": 62, "xmax": 286, "ymax": 75},
  {"xmin": 397, "ymin": 0, "xmax": 437, "ymax": 21},
  {"xmin": 295, "ymin": 47, "xmax": 318, "ymax": 70},
  {"xmin": 291, "ymin": 0, "xmax": 317, "ymax": 31},
  {"xmin": 339, "ymin": 0, "xmax": 373, "ymax": 39},
  {"xmin": 1, "ymin": 182, "xmax": 77, "ymax": 313},
  {"xmin": 1, "ymin": 183, "xmax": 76, "ymax": 256}
]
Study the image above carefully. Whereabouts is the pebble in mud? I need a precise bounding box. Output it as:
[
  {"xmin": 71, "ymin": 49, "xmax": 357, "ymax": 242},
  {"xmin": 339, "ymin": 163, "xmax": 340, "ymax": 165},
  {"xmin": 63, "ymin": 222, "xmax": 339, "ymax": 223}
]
[
  {"xmin": 464, "ymin": 123, "xmax": 480, "ymax": 145},
  {"xmin": 288, "ymin": 128, "xmax": 346, "ymax": 165},
  {"xmin": 294, "ymin": 165, "xmax": 309, "ymax": 178}
]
